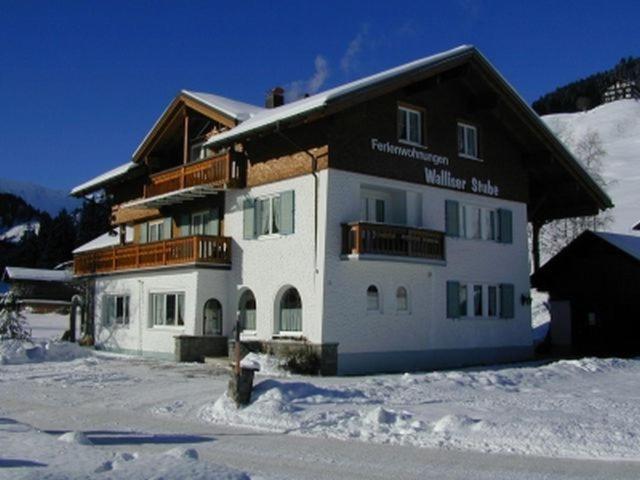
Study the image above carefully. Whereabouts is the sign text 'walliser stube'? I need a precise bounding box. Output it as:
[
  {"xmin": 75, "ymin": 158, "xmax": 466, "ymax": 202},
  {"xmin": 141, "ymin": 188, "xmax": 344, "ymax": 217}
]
[{"xmin": 369, "ymin": 138, "xmax": 500, "ymax": 198}]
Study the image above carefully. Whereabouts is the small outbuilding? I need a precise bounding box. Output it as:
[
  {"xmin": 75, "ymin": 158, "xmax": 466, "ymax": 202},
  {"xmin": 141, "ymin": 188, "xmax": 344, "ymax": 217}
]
[
  {"xmin": 531, "ymin": 231, "xmax": 640, "ymax": 357},
  {"xmin": 2, "ymin": 266, "xmax": 77, "ymax": 311}
]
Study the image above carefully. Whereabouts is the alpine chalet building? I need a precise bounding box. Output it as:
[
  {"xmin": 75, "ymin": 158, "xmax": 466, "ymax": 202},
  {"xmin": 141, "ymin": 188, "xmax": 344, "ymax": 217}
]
[{"xmin": 71, "ymin": 46, "xmax": 611, "ymax": 374}]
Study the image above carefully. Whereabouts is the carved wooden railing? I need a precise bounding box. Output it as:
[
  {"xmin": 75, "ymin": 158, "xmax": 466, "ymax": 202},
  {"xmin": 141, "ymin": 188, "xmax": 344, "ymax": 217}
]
[
  {"xmin": 341, "ymin": 222, "xmax": 445, "ymax": 261},
  {"xmin": 74, "ymin": 235, "xmax": 231, "ymax": 275},
  {"xmin": 144, "ymin": 151, "xmax": 241, "ymax": 199}
]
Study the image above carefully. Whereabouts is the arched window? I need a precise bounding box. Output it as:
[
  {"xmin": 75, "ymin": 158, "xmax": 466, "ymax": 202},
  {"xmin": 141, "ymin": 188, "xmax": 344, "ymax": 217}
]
[
  {"xmin": 203, "ymin": 298, "xmax": 222, "ymax": 335},
  {"xmin": 396, "ymin": 287, "xmax": 408, "ymax": 312},
  {"xmin": 367, "ymin": 285, "xmax": 380, "ymax": 311},
  {"xmin": 239, "ymin": 290, "xmax": 256, "ymax": 331},
  {"xmin": 279, "ymin": 287, "xmax": 302, "ymax": 332}
]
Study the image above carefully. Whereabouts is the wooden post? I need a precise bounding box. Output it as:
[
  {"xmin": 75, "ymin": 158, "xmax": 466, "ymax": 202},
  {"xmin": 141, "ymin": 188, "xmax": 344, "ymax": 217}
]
[
  {"xmin": 532, "ymin": 221, "xmax": 542, "ymax": 272},
  {"xmin": 183, "ymin": 114, "xmax": 189, "ymax": 165},
  {"xmin": 234, "ymin": 313, "xmax": 241, "ymax": 375}
]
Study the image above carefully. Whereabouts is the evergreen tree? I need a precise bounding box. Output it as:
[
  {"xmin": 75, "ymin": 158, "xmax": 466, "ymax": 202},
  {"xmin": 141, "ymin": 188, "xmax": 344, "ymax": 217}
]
[
  {"xmin": 0, "ymin": 292, "xmax": 31, "ymax": 340},
  {"xmin": 75, "ymin": 198, "xmax": 112, "ymax": 248}
]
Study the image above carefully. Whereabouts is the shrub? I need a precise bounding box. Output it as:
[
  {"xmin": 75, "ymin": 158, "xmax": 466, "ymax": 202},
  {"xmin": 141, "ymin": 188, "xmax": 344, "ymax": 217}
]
[
  {"xmin": 0, "ymin": 293, "xmax": 31, "ymax": 341},
  {"xmin": 279, "ymin": 344, "xmax": 321, "ymax": 375}
]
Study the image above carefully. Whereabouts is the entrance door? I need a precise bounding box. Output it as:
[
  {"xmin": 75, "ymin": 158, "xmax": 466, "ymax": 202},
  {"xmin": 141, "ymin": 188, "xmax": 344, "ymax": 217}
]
[{"xmin": 203, "ymin": 299, "xmax": 222, "ymax": 336}]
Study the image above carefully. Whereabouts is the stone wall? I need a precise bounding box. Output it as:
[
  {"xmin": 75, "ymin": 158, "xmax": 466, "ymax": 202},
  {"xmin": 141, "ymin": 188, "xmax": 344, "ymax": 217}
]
[{"xmin": 174, "ymin": 335, "xmax": 228, "ymax": 362}]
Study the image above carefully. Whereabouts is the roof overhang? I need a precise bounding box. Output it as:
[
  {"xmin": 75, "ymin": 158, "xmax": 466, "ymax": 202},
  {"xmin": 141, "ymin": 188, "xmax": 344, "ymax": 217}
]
[{"xmin": 118, "ymin": 185, "xmax": 222, "ymax": 210}]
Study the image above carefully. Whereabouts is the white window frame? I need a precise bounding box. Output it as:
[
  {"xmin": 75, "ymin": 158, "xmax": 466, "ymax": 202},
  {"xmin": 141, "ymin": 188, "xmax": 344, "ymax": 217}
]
[
  {"xmin": 104, "ymin": 294, "xmax": 130, "ymax": 327},
  {"xmin": 190, "ymin": 210, "xmax": 207, "ymax": 236},
  {"xmin": 458, "ymin": 283, "xmax": 500, "ymax": 319},
  {"xmin": 148, "ymin": 219, "xmax": 164, "ymax": 243},
  {"xmin": 459, "ymin": 204, "xmax": 497, "ymax": 241},
  {"xmin": 366, "ymin": 285, "xmax": 382, "ymax": 313},
  {"xmin": 149, "ymin": 292, "xmax": 185, "ymax": 328},
  {"xmin": 360, "ymin": 190, "xmax": 392, "ymax": 224},
  {"xmin": 398, "ymin": 106, "xmax": 423, "ymax": 146},
  {"xmin": 458, "ymin": 122, "xmax": 480, "ymax": 160},
  {"xmin": 256, "ymin": 194, "xmax": 282, "ymax": 238},
  {"xmin": 395, "ymin": 286, "xmax": 410, "ymax": 314}
]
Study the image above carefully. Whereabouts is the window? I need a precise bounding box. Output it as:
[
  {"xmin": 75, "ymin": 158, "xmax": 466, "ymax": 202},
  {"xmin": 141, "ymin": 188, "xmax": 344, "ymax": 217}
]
[
  {"xmin": 396, "ymin": 287, "xmax": 408, "ymax": 312},
  {"xmin": 473, "ymin": 285, "xmax": 483, "ymax": 316},
  {"xmin": 203, "ymin": 298, "xmax": 222, "ymax": 335},
  {"xmin": 279, "ymin": 288, "xmax": 302, "ymax": 333},
  {"xmin": 398, "ymin": 106, "xmax": 423, "ymax": 145},
  {"xmin": 104, "ymin": 295, "xmax": 130, "ymax": 327},
  {"xmin": 457, "ymin": 123, "xmax": 478, "ymax": 159},
  {"xmin": 150, "ymin": 292, "xmax": 185, "ymax": 327},
  {"xmin": 367, "ymin": 285, "xmax": 380, "ymax": 312},
  {"xmin": 148, "ymin": 220, "xmax": 165, "ymax": 243},
  {"xmin": 361, "ymin": 190, "xmax": 390, "ymax": 223},
  {"xmin": 460, "ymin": 205, "xmax": 496, "ymax": 240},
  {"xmin": 191, "ymin": 211, "xmax": 206, "ymax": 236},
  {"xmin": 190, "ymin": 140, "xmax": 213, "ymax": 162},
  {"xmin": 243, "ymin": 191, "xmax": 295, "ymax": 239},
  {"xmin": 446, "ymin": 200, "xmax": 507, "ymax": 243},
  {"xmin": 446, "ymin": 281, "xmax": 515, "ymax": 319},
  {"xmin": 239, "ymin": 290, "xmax": 256, "ymax": 331}
]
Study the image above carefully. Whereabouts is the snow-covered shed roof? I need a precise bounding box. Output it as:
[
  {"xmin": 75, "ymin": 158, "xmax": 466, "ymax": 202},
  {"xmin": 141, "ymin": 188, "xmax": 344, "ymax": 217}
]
[
  {"xmin": 2, "ymin": 267, "xmax": 73, "ymax": 283},
  {"xmin": 72, "ymin": 226, "xmax": 134, "ymax": 254},
  {"xmin": 594, "ymin": 232, "xmax": 640, "ymax": 262},
  {"xmin": 71, "ymin": 162, "xmax": 142, "ymax": 196}
]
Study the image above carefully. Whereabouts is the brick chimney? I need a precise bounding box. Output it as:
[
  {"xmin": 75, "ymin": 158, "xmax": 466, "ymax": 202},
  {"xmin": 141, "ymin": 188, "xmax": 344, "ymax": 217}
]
[{"xmin": 265, "ymin": 87, "xmax": 285, "ymax": 108}]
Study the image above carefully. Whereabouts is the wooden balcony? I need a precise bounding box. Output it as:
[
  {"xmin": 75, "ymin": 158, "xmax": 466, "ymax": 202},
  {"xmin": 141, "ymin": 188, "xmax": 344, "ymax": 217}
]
[
  {"xmin": 144, "ymin": 151, "xmax": 241, "ymax": 199},
  {"xmin": 74, "ymin": 235, "xmax": 231, "ymax": 276},
  {"xmin": 341, "ymin": 222, "xmax": 445, "ymax": 261}
]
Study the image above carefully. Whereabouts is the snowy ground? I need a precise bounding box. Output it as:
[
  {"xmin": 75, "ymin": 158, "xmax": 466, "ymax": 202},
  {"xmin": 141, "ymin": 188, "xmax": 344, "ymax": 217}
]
[{"xmin": 1, "ymin": 314, "xmax": 639, "ymax": 479}]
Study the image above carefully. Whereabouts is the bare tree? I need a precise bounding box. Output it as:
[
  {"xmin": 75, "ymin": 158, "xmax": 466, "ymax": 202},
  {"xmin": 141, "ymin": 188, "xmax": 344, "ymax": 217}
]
[{"xmin": 537, "ymin": 129, "xmax": 614, "ymax": 261}]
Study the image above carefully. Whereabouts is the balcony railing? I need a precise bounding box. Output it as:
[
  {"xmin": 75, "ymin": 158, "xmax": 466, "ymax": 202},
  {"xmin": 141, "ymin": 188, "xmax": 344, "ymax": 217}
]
[
  {"xmin": 341, "ymin": 222, "xmax": 445, "ymax": 261},
  {"xmin": 144, "ymin": 151, "xmax": 241, "ymax": 199},
  {"xmin": 74, "ymin": 235, "xmax": 231, "ymax": 276}
]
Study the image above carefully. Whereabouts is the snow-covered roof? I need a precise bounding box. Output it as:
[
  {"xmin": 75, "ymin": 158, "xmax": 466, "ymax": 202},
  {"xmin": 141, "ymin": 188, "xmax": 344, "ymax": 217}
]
[
  {"xmin": 594, "ymin": 232, "xmax": 640, "ymax": 262},
  {"xmin": 2, "ymin": 267, "xmax": 73, "ymax": 283},
  {"xmin": 205, "ymin": 45, "xmax": 474, "ymax": 147},
  {"xmin": 71, "ymin": 162, "xmax": 141, "ymax": 196},
  {"xmin": 72, "ymin": 226, "xmax": 133, "ymax": 254},
  {"xmin": 181, "ymin": 90, "xmax": 263, "ymax": 121}
]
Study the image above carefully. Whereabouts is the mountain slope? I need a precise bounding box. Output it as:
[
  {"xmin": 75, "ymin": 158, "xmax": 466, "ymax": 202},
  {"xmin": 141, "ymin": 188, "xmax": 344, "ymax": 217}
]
[
  {"xmin": 0, "ymin": 178, "xmax": 79, "ymax": 215},
  {"xmin": 543, "ymin": 99, "xmax": 640, "ymax": 234}
]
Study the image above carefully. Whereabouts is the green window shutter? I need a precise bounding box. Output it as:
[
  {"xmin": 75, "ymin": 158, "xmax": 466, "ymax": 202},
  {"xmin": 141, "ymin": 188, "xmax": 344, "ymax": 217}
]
[
  {"xmin": 205, "ymin": 209, "xmax": 220, "ymax": 236},
  {"xmin": 500, "ymin": 283, "xmax": 515, "ymax": 319},
  {"xmin": 139, "ymin": 222, "xmax": 148, "ymax": 244},
  {"xmin": 243, "ymin": 198, "xmax": 256, "ymax": 240},
  {"xmin": 280, "ymin": 190, "xmax": 295, "ymax": 235},
  {"xmin": 445, "ymin": 200, "xmax": 459, "ymax": 237},
  {"xmin": 163, "ymin": 217, "xmax": 172, "ymax": 239},
  {"xmin": 498, "ymin": 209, "xmax": 513, "ymax": 244},
  {"xmin": 446, "ymin": 281, "xmax": 460, "ymax": 319},
  {"xmin": 179, "ymin": 213, "xmax": 190, "ymax": 237}
]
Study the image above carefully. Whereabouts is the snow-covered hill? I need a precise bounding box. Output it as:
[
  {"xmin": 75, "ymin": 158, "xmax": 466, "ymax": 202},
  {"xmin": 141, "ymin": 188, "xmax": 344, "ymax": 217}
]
[
  {"xmin": 0, "ymin": 178, "xmax": 79, "ymax": 216},
  {"xmin": 543, "ymin": 99, "xmax": 640, "ymax": 234},
  {"xmin": 0, "ymin": 220, "xmax": 40, "ymax": 243}
]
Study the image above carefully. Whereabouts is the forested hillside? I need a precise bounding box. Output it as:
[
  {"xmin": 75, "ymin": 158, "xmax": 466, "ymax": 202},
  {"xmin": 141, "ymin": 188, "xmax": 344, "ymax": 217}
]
[{"xmin": 533, "ymin": 57, "xmax": 640, "ymax": 115}]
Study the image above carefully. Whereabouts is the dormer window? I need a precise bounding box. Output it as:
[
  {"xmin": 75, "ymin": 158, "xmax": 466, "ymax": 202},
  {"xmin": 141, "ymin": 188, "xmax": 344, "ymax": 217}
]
[
  {"xmin": 189, "ymin": 140, "xmax": 214, "ymax": 162},
  {"xmin": 398, "ymin": 105, "xmax": 423, "ymax": 146}
]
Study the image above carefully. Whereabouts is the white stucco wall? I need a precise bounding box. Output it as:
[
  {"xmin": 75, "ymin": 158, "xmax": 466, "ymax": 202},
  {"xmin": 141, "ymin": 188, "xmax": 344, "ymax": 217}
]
[
  {"xmin": 321, "ymin": 169, "xmax": 532, "ymax": 361},
  {"xmin": 224, "ymin": 172, "xmax": 327, "ymax": 343},
  {"xmin": 93, "ymin": 268, "xmax": 229, "ymax": 356}
]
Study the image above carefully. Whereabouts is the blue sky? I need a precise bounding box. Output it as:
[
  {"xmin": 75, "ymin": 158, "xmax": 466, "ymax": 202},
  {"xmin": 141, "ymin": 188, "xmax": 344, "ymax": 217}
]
[{"xmin": 1, "ymin": 0, "xmax": 638, "ymax": 191}]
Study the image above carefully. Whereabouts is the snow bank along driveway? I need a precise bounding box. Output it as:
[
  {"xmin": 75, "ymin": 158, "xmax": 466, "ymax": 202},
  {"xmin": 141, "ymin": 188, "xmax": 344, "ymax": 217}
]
[
  {"xmin": 1, "ymin": 340, "xmax": 640, "ymax": 478},
  {"xmin": 204, "ymin": 355, "xmax": 640, "ymax": 460}
]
